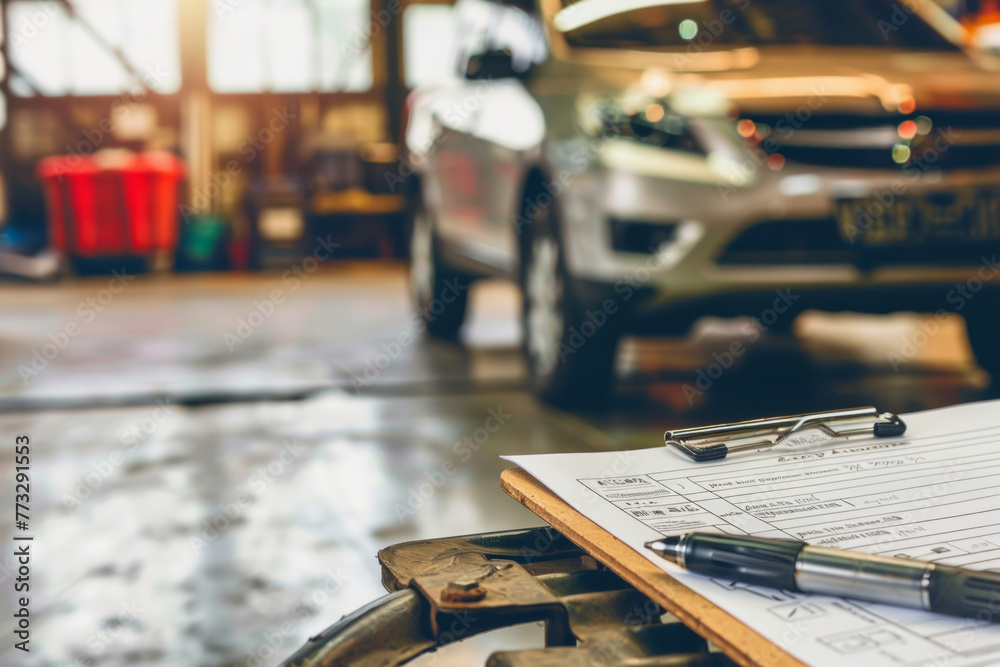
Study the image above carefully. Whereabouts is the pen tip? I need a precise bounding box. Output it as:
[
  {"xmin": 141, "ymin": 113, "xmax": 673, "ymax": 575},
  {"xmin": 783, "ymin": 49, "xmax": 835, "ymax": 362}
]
[{"xmin": 645, "ymin": 535, "xmax": 683, "ymax": 563}]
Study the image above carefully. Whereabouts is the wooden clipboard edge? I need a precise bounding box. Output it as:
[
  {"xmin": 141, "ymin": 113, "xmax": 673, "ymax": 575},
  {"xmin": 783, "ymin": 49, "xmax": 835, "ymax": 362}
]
[{"xmin": 501, "ymin": 467, "xmax": 806, "ymax": 667}]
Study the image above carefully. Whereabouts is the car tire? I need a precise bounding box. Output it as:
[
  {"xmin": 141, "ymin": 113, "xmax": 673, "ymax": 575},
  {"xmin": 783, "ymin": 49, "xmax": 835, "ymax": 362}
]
[
  {"xmin": 965, "ymin": 298, "xmax": 1000, "ymax": 383},
  {"xmin": 520, "ymin": 206, "xmax": 619, "ymax": 409},
  {"xmin": 409, "ymin": 205, "xmax": 470, "ymax": 340}
]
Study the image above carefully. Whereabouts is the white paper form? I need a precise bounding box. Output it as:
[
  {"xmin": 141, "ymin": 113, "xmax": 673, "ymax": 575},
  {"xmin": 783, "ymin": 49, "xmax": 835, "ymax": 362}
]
[{"xmin": 505, "ymin": 400, "xmax": 1000, "ymax": 667}]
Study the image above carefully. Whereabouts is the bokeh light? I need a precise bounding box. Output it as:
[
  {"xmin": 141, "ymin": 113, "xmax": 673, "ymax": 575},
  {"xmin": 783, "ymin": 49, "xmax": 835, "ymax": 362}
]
[{"xmin": 679, "ymin": 19, "xmax": 698, "ymax": 40}]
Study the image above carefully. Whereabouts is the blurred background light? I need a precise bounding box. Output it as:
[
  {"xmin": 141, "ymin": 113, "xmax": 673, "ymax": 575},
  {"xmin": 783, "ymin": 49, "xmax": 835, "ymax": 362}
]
[{"xmin": 678, "ymin": 18, "xmax": 698, "ymax": 40}]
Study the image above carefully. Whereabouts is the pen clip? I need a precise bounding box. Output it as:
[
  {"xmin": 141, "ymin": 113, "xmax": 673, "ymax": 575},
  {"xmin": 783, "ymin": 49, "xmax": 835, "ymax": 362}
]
[{"xmin": 664, "ymin": 407, "xmax": 906, "ymax": 462}]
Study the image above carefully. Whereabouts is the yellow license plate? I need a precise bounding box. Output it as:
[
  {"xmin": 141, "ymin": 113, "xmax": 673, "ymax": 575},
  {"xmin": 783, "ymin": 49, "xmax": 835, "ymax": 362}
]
[{"xmin": 836, "ymin": 189, "xmax": 1000, "ymax": 246}]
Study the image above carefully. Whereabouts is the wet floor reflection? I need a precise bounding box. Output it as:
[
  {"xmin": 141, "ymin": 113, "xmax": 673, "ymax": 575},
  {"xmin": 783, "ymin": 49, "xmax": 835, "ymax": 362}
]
[{"xmin": 0, "ymin": 267, "xmax": 994, "ymax": 666}]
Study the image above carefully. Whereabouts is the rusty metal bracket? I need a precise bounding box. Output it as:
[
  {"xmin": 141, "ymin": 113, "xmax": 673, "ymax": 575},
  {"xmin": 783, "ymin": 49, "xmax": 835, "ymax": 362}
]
[
  {"xmin": 279, "ymin": 527, "xmax": 735, "ymax": 667},
  {"xmin": 412, "ymin": 558, "xmax": 575, "ymax": 647},
  {"xmin": 379, "ymin": 526, "xmax": 596, "ymax": 591}
]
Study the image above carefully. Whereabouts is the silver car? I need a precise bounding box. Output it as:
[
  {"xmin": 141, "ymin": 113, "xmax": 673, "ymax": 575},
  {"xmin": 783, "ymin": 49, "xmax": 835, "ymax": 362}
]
[{"xmin": 406, "ymin": 0, "xmax": 1000, "ymax": 407}]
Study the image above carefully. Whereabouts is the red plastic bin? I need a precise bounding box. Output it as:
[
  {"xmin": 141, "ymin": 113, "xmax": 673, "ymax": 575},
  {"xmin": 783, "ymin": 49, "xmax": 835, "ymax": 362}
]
[{"xmin": 37, "ymin": 151, "xmax": 185, "ymax": 258}]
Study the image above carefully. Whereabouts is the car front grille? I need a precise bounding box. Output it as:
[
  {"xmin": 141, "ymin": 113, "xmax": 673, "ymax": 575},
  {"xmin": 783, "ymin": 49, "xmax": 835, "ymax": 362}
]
[
  {"xmin": 744, "ymin": 110, "xmax": 1000, "ymax": 172},
  {"xmin": 775, "ymin": 143, "xmax": 1000, "ymax": 171}
]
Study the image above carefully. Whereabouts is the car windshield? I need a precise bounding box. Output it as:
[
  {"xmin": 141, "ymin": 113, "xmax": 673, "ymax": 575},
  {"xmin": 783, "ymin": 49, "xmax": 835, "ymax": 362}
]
[{"xmin": 557, "ymin": 0, "xmax": 960, "ymax": 51}]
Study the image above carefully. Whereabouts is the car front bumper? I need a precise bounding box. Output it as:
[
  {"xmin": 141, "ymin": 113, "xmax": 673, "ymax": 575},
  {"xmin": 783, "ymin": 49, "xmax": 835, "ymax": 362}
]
[{"xmin": 558, "ymin": 151, "xmax": 1000, "ymax": 328}]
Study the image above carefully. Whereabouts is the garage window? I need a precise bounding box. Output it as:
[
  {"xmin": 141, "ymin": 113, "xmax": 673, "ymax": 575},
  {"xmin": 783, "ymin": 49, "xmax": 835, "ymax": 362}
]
[
  {"xmin": 208, "ymin": 0, "xmax": 373, "ymax": 93},
  {"xmin": 402, "ymin": 4, "xmax": 456, "ymax": 88},
  {"xmin": 6, "ymin": 0, "xmax": 182, "ymax": 96}
]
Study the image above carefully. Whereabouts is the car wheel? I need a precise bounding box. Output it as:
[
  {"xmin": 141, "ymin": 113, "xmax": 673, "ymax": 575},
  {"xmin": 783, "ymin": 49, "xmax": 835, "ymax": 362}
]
[
  {"xmin": 520, "ymin": 208, "xmax": 619, "ymax": 409},
  {"xmin": 965, "ymin": 298, "xmax": 1000, "ymax": 383},
  {"xmin": 409, "ymin": 206, "xmax": 470, "ymax": 340}
]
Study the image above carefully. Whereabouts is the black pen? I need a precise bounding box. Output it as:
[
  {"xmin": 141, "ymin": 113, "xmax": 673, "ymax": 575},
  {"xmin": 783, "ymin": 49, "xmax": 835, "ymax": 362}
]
[{"xmin": 646, "ymin": 532, "xmax": 1000, "ymax": 622}]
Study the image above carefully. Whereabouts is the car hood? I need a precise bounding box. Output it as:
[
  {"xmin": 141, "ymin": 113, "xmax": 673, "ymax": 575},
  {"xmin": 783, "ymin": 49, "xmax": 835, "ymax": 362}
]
[{"xmin": 563, "ymin": 46, "xmax": 1000, "ymax": 116}]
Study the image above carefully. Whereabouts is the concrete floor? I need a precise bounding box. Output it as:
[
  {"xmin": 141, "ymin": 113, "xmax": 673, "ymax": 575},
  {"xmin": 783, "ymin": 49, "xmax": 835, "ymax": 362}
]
[{"xmin": 0, "ymin": 263, "xmax": 993, "ymax": 667}]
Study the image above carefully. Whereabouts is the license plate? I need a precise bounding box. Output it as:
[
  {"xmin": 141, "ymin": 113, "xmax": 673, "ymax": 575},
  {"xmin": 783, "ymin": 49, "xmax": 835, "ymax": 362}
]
[{"xmin": 836, "ymin": 188, "xmax": 1000, "ymax": 246}]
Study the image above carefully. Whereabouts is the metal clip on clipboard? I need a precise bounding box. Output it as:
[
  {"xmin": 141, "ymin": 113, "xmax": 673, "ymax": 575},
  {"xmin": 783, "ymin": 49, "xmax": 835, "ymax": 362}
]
[{"xmin": 664, "ymin": 406, "xmax": 907, "ymax": 462}]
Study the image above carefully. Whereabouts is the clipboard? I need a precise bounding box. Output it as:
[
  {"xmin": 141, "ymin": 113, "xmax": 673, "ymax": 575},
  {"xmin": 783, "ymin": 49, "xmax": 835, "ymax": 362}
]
[
  {"xmin": 664, "ymin": 406, "xmax": 906, "ymax": 461},
  {"xmin": 500, "ymin": 405, "xmax": 909, "ymax": 667}
]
